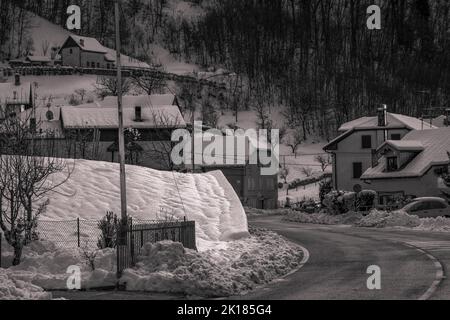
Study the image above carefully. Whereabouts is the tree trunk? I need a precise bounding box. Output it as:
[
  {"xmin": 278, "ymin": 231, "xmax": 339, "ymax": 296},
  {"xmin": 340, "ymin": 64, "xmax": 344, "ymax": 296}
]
[{"xmin": 12, "ymin": 243, "xmax": 23, "ymax": 266}]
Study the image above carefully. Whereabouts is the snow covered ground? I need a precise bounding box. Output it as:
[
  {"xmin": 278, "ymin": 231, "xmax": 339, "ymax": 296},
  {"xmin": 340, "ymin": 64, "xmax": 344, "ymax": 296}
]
[
  {"xmin": 0, "ymin": 269, "xmax": 51, "ymax": 300},
  {"xmin": 279, "ymin": 183, "xmax": 320, "ymax": 204},
  {"xmin": 1, "ymin": 229, "xmax": 303, "ymax": 298},
  {"xmin": 120, "ymin": 229, "xmax": 303, "ymax": 297},
  {"xmin": 284, "ymin": 209, "xmax": 450, "ymax": 233}
]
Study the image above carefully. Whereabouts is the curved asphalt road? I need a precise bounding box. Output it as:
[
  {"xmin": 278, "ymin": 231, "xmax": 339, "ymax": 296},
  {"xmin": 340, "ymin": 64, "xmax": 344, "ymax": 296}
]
[{"xmin": 233, "ymin": 215, "xmax": 450, "ymax": 300}]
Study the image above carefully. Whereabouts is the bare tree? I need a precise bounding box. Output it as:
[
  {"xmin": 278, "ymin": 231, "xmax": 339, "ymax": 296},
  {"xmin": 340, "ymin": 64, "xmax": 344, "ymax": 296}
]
[
  {"xmin": 202, "ymin": 99, "xmax": 219, "ymax": 128},
  {"xmin": 283, "ymin": 129, "xmax": 303, "ymax": 158},
  {"xmin": 279, "ymin": 167, "xmax": 289, "ymax": 185},
  {"xmin": 95, "ymin": 76, "xmax": 132, "ymax": 99},
  {"xmin": 74, "ymin": 89, "xmax": 87, "ymax": 102},
  {"xmin": 41, "ymin": 40, "xmax": 50, "ymax": 56},
  {"xmin": 142, "ymin": 110, "xmax": 184, "ymax": 171},
  {"xmin": 131, "ymin": 74, "xmax": 166, "ymax": 95},
  {"xmin": 315, "ymin": 154, "xmax": 331, "ymax": 172},
  {"xmin": 0, "ymin": 115, "xmax": 74, "ymax": 265},
  {"xmin": 301, "ymin": 167, "xmax": 314, "ymax": 178}
]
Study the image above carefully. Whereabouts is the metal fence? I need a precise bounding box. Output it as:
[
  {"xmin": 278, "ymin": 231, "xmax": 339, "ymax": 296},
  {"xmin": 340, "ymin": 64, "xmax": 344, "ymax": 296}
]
[
  {"xmin": 117, "ymin": 218, "xmax": 196, "ymax": 276},
  {"xmin": 38, "ymin": 218, "xmax": 100, "ymax": 249},
  {"xmin": 1, "ymin": 218, "xmax": 196, "ymax": 275}
]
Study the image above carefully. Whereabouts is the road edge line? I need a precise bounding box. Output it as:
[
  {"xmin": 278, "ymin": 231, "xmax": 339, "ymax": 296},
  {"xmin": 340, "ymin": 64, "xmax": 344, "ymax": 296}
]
[{"xmin": 403, "ymin": 243, "xmax": 445, "ymax": 301}]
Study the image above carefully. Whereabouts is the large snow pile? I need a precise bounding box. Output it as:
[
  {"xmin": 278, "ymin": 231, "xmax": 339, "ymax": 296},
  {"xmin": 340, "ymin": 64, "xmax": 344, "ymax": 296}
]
[
  {"xmin": 41, "ymin": 159, "xmax": 249, "ymax": 251},
  {"xmin": 417, "ymin": 216, "xmax": 450, "ymax": 232},
  {"xmin": 355, "ymin": 210, "xmax": 421, "ymax": 228},
  {"xmin": 2, "ymin": 240, "xmax": 117, "ymax": 292},
  {"xmin": 0, "ymin": 269, "xmax": 51, "ymax": 300},
  {"xmin": 120, "ymin": 230, "xmax": 303, "ymax": 297},
  {"xmin": 2, "ymin": 229, "xmax": 302, "ymax": 297}
]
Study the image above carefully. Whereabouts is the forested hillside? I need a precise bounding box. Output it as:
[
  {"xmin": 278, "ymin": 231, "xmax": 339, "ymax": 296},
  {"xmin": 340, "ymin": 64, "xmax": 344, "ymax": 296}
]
[{"xmin": 1, "ymin": 0, "xmax": 449, "ymax": 139}]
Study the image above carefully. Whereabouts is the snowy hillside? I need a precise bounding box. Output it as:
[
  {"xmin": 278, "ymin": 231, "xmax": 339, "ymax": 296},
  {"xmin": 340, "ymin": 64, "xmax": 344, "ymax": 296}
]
[
  {"xmin": 28, "ymin": 14, "xmax": 70, "ymax": 55},
  {"xmin": 42, "ymin": 159, "xmax": 249, "ymax": 251},
  {"xmin": 27, "ymin": 12, "xmax": 197, "ymax": 75}
]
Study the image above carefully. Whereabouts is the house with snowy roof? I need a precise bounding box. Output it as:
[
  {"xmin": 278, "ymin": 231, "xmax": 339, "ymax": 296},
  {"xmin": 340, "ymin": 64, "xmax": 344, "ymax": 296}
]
[
  {"xmin": 58, "ymin": 103, "xmax": 185, "ymax": 167},
  {"xmin": 324, "ymin": 106, "xmax": 438, "ymax": 192},
  {"xmin": 0, "ymin": 74, "xmax": 33, "ymax": 121},
  {"xmin": 58, "ymin": 35, "xmax": 150, "ymax": 69},
  {"xmin": 361, "ymin": 127, "xmax": 450, "ymax": 204},
  {"xmin": 25, "ymin": 55, "xmax": 52, "ymax": 66}
]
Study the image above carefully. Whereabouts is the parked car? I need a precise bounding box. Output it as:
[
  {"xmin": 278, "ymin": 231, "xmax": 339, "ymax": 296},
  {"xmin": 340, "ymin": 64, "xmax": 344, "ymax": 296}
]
[{"xmin": 402, "ymin": 197, "xmax": 450, "ymax": 218}]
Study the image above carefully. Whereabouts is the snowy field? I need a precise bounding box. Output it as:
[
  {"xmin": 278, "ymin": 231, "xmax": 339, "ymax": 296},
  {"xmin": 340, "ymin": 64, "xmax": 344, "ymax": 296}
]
[{"xmin": 278, "ymin": 183, "xmax": 320, "ymax": 204}]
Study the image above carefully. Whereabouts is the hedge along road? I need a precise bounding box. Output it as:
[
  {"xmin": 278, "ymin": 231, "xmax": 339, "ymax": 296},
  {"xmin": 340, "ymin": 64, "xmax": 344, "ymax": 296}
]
[{"xmin": 233, "ymin": 215, "xmax": 447, "ymax": 300}]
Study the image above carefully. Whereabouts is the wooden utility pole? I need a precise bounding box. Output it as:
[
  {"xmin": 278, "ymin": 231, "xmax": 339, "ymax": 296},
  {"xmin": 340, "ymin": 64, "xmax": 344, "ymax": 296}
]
[{"xmin": 115, "ymin": 0, "xmax": 127, "ymax": 222}]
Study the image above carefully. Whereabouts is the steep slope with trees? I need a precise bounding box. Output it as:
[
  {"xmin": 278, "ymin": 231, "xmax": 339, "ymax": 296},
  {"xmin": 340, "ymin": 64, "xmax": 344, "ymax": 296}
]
[{"xmin": 1, "ymin": 0, "xmax": 449, "ymax": 139}]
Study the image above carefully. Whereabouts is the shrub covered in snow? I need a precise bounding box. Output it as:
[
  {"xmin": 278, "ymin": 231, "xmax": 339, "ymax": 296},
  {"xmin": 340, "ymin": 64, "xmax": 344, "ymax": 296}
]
[
  {"xmin": 356, "ymin": 190, "xmax": 377, "ymax": 211},
  {"xmin": 322, "ymin": 191, "xmax": 356, "ymax": 215},
  {"xmin": 119, "ymin": 230, "xmax": 303, "ymax": 297}
]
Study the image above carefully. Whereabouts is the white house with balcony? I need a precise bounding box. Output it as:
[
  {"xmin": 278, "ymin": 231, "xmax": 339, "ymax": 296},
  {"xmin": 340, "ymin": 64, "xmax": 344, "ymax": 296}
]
[{"xmin": 324, "ymin": 106, "xmax": 437, "ymax": 192}]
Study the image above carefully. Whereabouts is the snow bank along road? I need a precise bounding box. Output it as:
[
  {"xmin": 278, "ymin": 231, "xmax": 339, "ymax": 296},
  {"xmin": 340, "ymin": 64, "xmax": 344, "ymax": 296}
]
[{"xmin": 235, "ymin": 216, "xmax": 450, "ymax": 300}]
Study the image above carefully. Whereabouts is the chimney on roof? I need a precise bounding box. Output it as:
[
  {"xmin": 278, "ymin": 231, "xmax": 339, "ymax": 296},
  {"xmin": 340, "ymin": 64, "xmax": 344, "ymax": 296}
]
[
  {"xmin": 377, "ymin": 104, "xmax": 387, "ymax": 127},
  {"xmin": 14, "ymin": 73, "xmax": 20, "ymax": 86},
  {"xmin": 79, "ymin": 39, "xmax": 84, "ymax": 47},
  {"xmin": 134, "ymin": 106, "xmax": 142, "ymax": 122}
]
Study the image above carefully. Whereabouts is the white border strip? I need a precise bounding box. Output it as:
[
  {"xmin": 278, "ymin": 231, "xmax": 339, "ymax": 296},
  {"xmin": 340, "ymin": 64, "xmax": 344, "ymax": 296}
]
[{"xmin": 404, "ymin": 244, "xmax": 445, "ymax": 301}]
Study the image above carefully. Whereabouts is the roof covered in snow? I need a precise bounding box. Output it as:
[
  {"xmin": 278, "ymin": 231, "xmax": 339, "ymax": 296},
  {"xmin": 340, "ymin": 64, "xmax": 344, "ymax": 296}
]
[
  {"xmin": 378, "ymin": 140, "xmax": 424, "ymax": 152},
  {"xmin": 362, "ymin": 127, "xmax": 450, "ymax": 179},
  {"xmin": 61, "ymin": 105, "xmax": 186, "ymax": 129},
  {"xmin": 26, "ymin": 55, "xmax": 52, "ymax": 62},
  {"xmin": 339, "ymin": 113, "xmax": 436, "ymax": 132},
  {"xmin": 19, "ymin": 106, "xmax": 63, "ymax": 135},
  {"xmin": 325, "ymin": 113, "xmax": 437, "ymax": 151},
  {"xmin": 65, "ymin": 35, "xmax": 108, "ymax": 53},
  {"xmin": 425, "ymin": 115, "xmax": 449, "ymax": 128}
]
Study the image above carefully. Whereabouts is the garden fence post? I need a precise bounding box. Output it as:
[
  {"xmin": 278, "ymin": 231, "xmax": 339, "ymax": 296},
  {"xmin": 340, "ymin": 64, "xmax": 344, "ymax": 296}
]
[{"xmin": 77, "ymin": 218, "xmax": 80, "ymax": 248}]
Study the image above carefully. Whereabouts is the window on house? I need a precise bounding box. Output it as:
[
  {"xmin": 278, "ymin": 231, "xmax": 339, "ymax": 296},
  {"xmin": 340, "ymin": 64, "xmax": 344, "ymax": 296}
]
[
  {"xmin": 91, "ymin": 62, "xmax": 96, "ymax": 68},
  {"xmin": 391, "ymin": 134, "xmax": 401, "ymax": 141},
  {"xmin": 69, "ymin": 48, "xmax": 73, "ymax": 54},
  {"xmin": 97, "ymin": 62, "xmax": 100, "ymax": 68},
  {"xmin": 353, "ymin": 162, "xmax": 363, "ymax": 179},
  {"xmin": 387, "ymin": 157, "xmax": 398, "ymax": 172},
  {"xmin": 361, "ymin": 135, "xmax": 372, "ymax": 149}
]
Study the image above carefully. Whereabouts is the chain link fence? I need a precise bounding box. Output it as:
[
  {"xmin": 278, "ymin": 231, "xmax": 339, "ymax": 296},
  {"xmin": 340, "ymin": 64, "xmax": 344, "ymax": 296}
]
[
  {"xmin": 37, "ymin": 219, "xmax": 100, "ymax": 249},
  {"xmin": 36, "ymin": 218, "xmax": 191, "ymax": 250}
]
